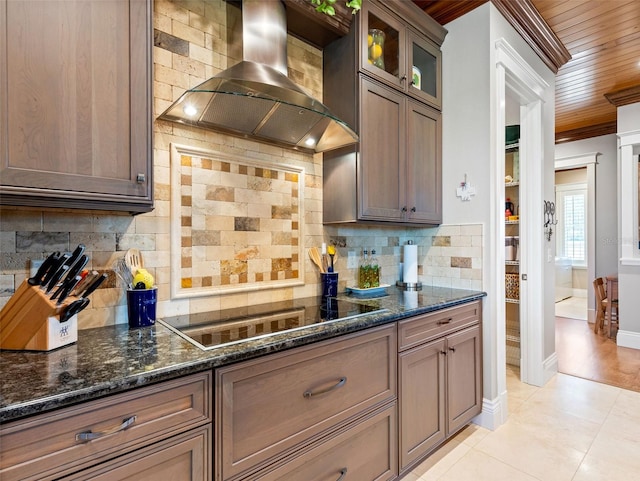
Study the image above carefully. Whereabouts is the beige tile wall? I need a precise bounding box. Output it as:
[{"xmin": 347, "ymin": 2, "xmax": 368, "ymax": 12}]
[{"xmin": 0, "ymin": 0, "xmax": 483, "ymax": 328}]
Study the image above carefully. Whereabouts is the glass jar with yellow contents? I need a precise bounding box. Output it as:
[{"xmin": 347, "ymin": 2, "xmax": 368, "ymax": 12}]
[{"xmin": 368, "ymin": 29, "xmax": 385, "ymax": 69}]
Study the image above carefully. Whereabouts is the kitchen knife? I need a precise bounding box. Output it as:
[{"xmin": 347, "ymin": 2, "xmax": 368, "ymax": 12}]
[
  {"xmin": 56, "ymin": 275, "xmax": 83, "ymax": 305},
  {"xmin": 27, "ymin": 252, "xmax": 60, "ymax": 286},
  {"xmin": 50, "ymin": 254, "xmax": 89, "ymax": 300},
  {"xmin": 64, "ymin": 244, "xmax": 86, "ymax": 274},
  {"xmin": 60, "ymin": 298, "xmax": 90, "ymax": 323},
  {"xmin": 79, "ymin": 273, "xmax": 108, "ymax": 298},
  {"xmin": 40, "ymin": 253, "xmax": 68, "ymax": 289},
  {"xmin": 44, "ymin": 264, "xmax": 69, "ymax": 295},
  {"xmin": 70, "ymin": 270, "xmax": 99, "ymax": 297}
]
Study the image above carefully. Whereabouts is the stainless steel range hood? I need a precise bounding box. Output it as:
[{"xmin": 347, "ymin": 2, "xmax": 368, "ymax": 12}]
[{"xmin": 158, "ymin": 0, "xmax": 358, "ymax": 153}]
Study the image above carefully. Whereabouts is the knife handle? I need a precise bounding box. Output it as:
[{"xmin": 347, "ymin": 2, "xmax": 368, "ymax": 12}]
[{"xmin": 28, "ymin": 252, "xmax": 59, "ymax": 286}]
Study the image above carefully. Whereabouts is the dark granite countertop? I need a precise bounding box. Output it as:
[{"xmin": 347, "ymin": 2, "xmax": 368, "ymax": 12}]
[{"xmin": 0, "ymin": 286, "xmax": 485, "ymax": 423}]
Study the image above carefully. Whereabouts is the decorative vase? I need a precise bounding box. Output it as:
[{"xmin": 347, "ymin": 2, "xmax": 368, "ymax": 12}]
[{"xmin": 368, "ymin": 29, "xmax": 385, "ymax": 70}]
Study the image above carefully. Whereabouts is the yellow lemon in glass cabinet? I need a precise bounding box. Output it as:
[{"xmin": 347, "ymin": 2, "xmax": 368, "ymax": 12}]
[
  {"xmin": 370, "ymin": 44, "xmax": 382, "ymax": 60},
  {"xmin": 368, "ymin": 34, "xmax": 373, "ymax": 47}
]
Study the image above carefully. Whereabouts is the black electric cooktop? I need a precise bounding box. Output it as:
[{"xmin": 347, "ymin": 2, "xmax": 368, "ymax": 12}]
[{"xmin": 159, "ymin": 296, "xmax": 386, "ymax": 350}]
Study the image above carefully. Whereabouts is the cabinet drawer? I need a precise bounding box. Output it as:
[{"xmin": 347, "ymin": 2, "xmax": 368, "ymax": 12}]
[
  {"xmin": 256, "ymin": 404, "xmax": 397, "ymax": 481},
  {"xmin": 59, "ymin": 425, "xmax": 211, "ymax": 481},
  {"xmin": 398, "ymin": 300, "xmax": 481, "ymax": 351},
  {"xmin": 216, "ymin": 325, "xmax": 396, "ymax": 480},
  {"xmin": 0, "ymin": 371, "xmax": 211, "ymax": 481}
]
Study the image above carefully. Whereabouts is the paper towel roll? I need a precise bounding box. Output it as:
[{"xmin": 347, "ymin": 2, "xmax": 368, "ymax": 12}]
[{"xmin": 402, "ymin": 243, "xmax": 418, "ymax": 284}]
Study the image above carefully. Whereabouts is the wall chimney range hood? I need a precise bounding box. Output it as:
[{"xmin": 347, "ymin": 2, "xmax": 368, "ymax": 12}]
[{"xmin": 158, "ymin": 0, "xmax": 358, "ymax": 153}]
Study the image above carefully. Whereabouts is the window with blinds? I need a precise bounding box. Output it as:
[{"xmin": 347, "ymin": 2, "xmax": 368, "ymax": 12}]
[{"xmin": 556, "ymin": 183, "xmax": 587, "ymax": 266}]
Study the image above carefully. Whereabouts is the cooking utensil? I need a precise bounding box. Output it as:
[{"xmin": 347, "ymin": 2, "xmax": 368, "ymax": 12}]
[
  {"xmin": 125, "ymin": 248, "xmax": 143, "ymax": 276},
  {"xmin": 50, "ymin": 254, "xmax": 88, "ymax": 300},
  {"xmin": 28, "ymin": 252, "xmax": 59, "ymax": 286},
  {"xmin": 41, "ymin": 253, "xmax": 69, "ymax": 290},
  {"xmin": 44, "ymin": 265, "xmax": 69, "ymax": 295},
  {"xmin": 308, "ymin": 247, "xmax": 325, "ymax": 273},
  {"xmin": 56, "ymin": 275, "xmax": 82, "ymax": 305},
  {"xmin": 113, "ymin": 257, "xmax": 133, "ymax": 289},
  {"xmin": 60, "ymin": 298, "xmax": 90, "ymax": 323},
  {"xmin": 71, "ymin": 270, "xmax": 99, "ymax": 297},
  {"xmin": 327, "ymin": 245, "xmax": 336, "ymax": 273},
  {"xmin": 79, "ymin": 273, "xmax": 108, "ymax": 298}
]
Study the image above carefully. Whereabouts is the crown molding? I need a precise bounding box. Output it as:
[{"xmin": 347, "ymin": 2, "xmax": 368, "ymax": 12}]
[
  {"xmin": 491, "ymin": 0, "xmax": 571, "ymax": 74},
  {"xmin": 604, "ymin": 84, "xmax": 640, "ymax": 108}
]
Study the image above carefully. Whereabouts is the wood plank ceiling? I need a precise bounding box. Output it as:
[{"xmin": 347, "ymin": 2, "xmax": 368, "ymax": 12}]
[{"xmin": 414, "ymin": 0, "xmax": 640, "ymax": 143}]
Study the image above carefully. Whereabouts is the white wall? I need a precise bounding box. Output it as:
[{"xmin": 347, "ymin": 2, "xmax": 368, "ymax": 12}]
[
  {"xmin": 554, "ymin": 135, "xmax": 618, "ymax": 280},
  {"xmin": 442, "ymin": 2, "xmax": 557, "ymax": 428},
  {"xmin": 616, "ymin": 103, "xmax": 640, "ymax": 349}
]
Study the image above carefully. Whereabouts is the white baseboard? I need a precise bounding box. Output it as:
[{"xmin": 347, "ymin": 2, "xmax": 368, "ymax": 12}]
[
  {"xmin": 617, "ymin": 330, "xmax": 640, "ymax": 350},
  {"xmin": 473, "ymin": 391, "xmax": 508, "ymax": 430},
  {"xmin": 543, "ymin": 352, "xmax": 558, "ymax": 385}
]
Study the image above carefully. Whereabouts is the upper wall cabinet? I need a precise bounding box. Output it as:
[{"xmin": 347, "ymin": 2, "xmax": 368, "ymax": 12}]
[
  {"xmin": 360, "ymin": 0, "xmax": 443, "ymax": 109},
  {"xmin": 323, "ymin": 0, "xmax": 446, "ymax": 226},
  {"xmin": 0, "ymin": 0, "xmax": 153, "ymax": 214}
]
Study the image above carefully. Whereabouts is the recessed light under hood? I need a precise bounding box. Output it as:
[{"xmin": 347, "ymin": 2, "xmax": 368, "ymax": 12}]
[{"xmin": 158, "ymin": 0, "xmax": 358, "ymax": 153}]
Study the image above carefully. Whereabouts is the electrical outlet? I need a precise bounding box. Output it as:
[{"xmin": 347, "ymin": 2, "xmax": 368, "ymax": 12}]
[
  {"xmin": 347, "ymin": 251, "xmax": 357, "ymax": 269},
  {"xmin": 30, "ymin": 259, "xmax": 44, "ymax": 278}
]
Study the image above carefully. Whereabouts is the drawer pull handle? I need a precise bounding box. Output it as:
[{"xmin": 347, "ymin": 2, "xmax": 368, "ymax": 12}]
[
  {"xmin": 336, "ymin": 467, "xmax": 348, "ymax": 481},
  {"xmin": 437, "ymin": 318, "xmax": 453, "ymax": 325},
  {"xmin": 303, "ymin": 377, "xmax": 347, "ymax": 398},
  {"xmin": 76, "ymin": 415, "xmax": 137, "ymax": 441}
]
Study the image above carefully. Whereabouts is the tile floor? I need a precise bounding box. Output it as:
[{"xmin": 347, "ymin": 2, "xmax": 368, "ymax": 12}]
[
  {"xmin": 555, "ymin": 296, "xmax": 587, "ymax": 320},
  {"xmin": 407, "ymin": 367, "xmax": 640, "ymax": 480}
]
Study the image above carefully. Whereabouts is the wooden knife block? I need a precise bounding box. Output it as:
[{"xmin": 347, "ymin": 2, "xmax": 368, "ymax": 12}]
[{"xmin": 0, "ymin": 280, "xmax": 78, "ymax": 351}]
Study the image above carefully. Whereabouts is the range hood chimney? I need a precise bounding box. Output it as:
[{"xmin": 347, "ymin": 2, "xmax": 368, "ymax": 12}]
[{"xmin": 158, "ymin": 0, "xmax": 358, "ymax": 153}]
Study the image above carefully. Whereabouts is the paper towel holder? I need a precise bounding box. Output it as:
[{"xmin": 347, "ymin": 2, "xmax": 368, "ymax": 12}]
[
  {"xmin": 396, "ymin": 240, "xmax": 422, "ymax": 291},
  {"xmin": 396, "ymin": 280, "xmax": 422, "ymax": 291}
]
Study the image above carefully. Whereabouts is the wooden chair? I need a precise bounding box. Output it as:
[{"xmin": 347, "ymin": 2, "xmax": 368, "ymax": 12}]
[{"xmin": 593, "ymin": 277, "xmax": 619, "ymax": 337}]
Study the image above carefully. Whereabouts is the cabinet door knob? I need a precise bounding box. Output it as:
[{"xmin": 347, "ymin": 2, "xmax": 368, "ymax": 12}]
[
  {"xmin": 303, "ymin": 376, "xmax": 347, "ymax": 398},
  {"xmin": 411, "ymin": 206, "xmax": 416, "ymax": 212},
  {"xmin": 401, "ymin": 75, "xmax": 407, "ymax": 82},
  {"xmin": 336, "ymin": 468, "xmax": 348, "ymax": 481},
  {"xmin": 449, "ymin": 347, "xmax": 456, "ymax": 352},
  {"xmin": 136, "ymin": 173, "xmax": 146, "ymax": 184},
  {"xmin": 402, "ymin": 206, "xmax": 408, "ymax": 212}
]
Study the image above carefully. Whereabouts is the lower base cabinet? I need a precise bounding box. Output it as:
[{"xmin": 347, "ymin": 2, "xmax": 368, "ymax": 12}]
[
  {"xmin": 398, "ymin": 301, "xmax": 483, "ymax": 474},
  {"xmin": 255, "ymin": 404, "xmax": 397, "ymax": 481},
  {"xmin": 0, "ymin": 372, "xmax": 212, "ymax": 481},
  {"xmin": 59, "ymin": 426, "xmax": 211, "ymax": 481}
]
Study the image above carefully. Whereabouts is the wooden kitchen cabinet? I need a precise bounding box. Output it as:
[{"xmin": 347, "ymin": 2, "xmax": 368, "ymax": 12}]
[
  {"xmin": 0, "ymin": 372, "xmax": 212, "ymax": 481},
  {"xmin": 215, "ymin": 324, "xmax": 396, "ymax": 481},
  {"xmin": 0, "ymin": 0, "xmax": 153, "ymax": 214},
  {"xmin": 253, "ymin": 404, "xmax": 397, "ymax": 481},
  {"xmin": 355, "ymin": 76, "xmax": 441, "ymax": 224},
  {"xmin": 398, "ymin": 302, "xmax": 483, "ymax": 474},
  {"xmin": 359, "ymin": 0, "xmax": 443, "ymax": 109},
  {"xmin": 58, "ymin": 426, "xmax": 211, "ymax": 481},
  {"xmin": 323, "ymin": 0, "xmax": 445, "ymax": 226}
]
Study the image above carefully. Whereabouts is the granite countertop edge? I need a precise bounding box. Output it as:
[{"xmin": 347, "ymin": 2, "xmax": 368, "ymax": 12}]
[{"xmin": 0, "ymin": 288, "xmax": 486, "ymax": 423}]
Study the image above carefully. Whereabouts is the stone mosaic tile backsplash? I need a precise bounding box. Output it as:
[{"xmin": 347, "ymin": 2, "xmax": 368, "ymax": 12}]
[{"xmin": 0, "ymin": 0, "xmax": 484, "ymax": 328}]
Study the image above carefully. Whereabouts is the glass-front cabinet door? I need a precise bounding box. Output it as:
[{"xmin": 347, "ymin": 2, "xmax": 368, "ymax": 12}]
[
  {"xmin": 407, "ymin": 30, "xmax": 441, "ymax": 109},
  {"xmin": 360, "ymin": 1, "xmax": 405, "ymax": 91},
  {"xmin": 359, "ymin": 1, "xmax": 442, "ymax": 110}
]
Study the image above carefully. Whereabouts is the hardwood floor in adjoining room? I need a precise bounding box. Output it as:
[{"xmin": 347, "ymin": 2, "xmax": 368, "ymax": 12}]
[{"xmin": 556, "ymin": 316, "xmax": 640, "ymax": 393}]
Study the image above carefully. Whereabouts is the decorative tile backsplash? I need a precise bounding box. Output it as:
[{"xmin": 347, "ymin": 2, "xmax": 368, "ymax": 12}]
[{"xmin": 170, "ymin": 144, "xmax": 304, "ymax": 298}]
